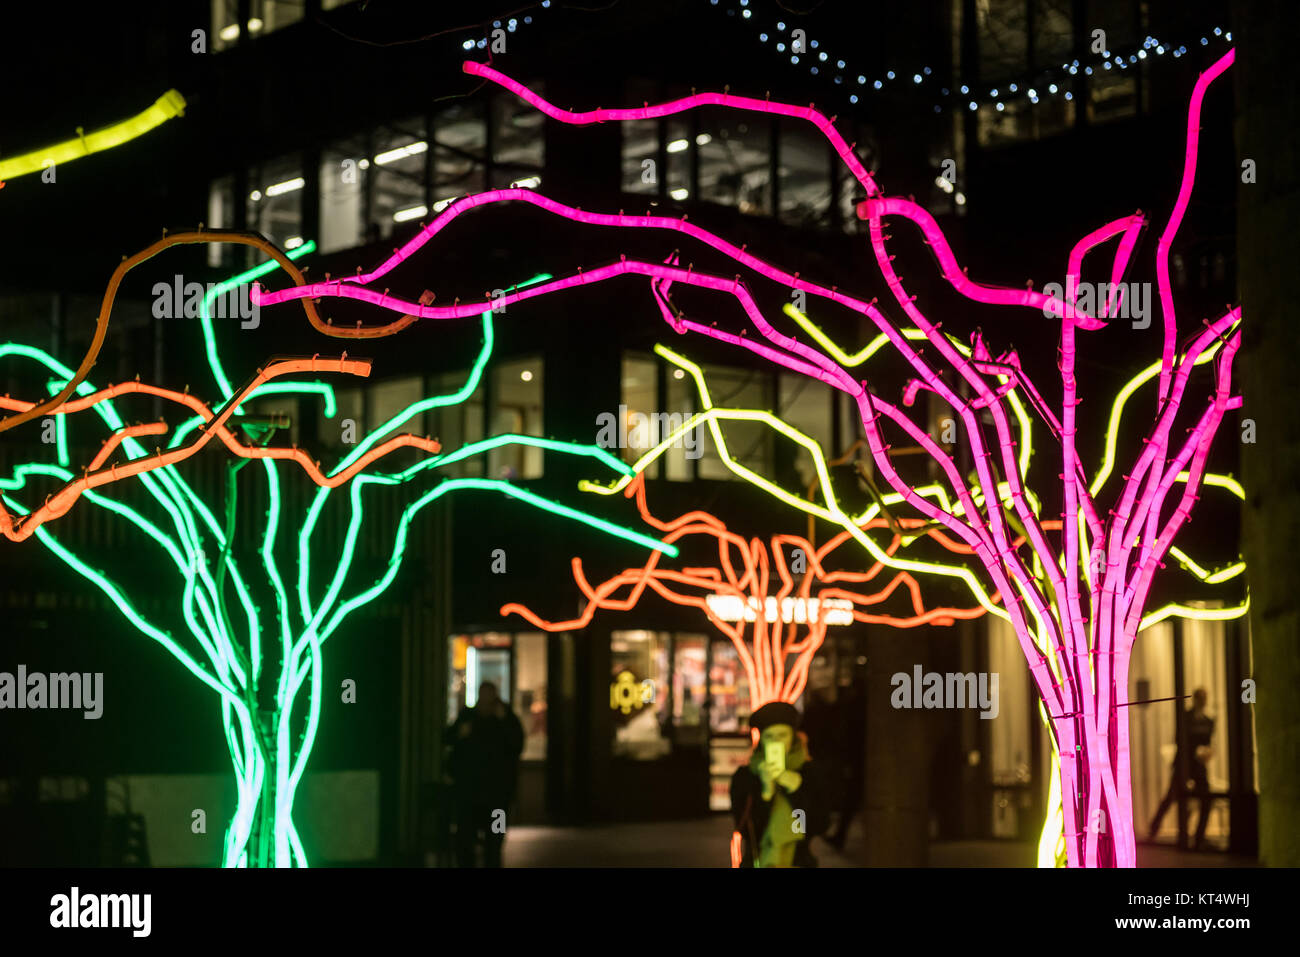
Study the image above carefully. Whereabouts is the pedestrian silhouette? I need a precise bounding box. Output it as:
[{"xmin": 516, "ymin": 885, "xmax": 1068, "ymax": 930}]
[
  {"xmin": 446, "ymin": 681, "xmax": 524, "ymax": 867},
  {"xmin": 1148, "ymin": 687, "xmax": 1215, "ymax": 850}
]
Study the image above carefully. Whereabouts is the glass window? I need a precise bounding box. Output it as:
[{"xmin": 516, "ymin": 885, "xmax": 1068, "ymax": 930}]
[
  {"xmin": 1128, "ymin": 623, "xmax": 1177, "ymax": 842},
  {"xmin": 320, "ymin": 138, "xmax": 367, "ymax": 254},
  {"xmin": 320, "ymin": 386, "xmax": 364, "ymax": 453},
  {"xmin": 665, "ymin": 363, "xmax": 699, "ymax": 481},
  {"xmin": 1086, "ymin": 0, "xmax": 1139, "ymax": 125},
  {"xmin": 621, "ymin": 119, "xmax": 660, "ymax": 195},
  {"xmin": 212, "ymin": 0, "xmax": 303, "ymax": 52},
  {"xmin": 369, "ymin": 376, "xmax": 425, "ymax": 437},
  {"xmin": 673, "ymin": 635, "xmax": 708, "ymax": 745},
  {"xmin": 489, "ymin": 357, "xmax": 543, "ymax": 479},
  {"xmin": 610, "ymin": 630, "xmax": 670, "ymax": 760},
  {"xmin": 434, "ymin": 101, "xmax": 487, "ymax": 208},
  {"xmin": 207, "ymin": 176, "xmax": 235, "ymax": 267},
  {"xmin": 211, "ymin": 0, "xmax": 240, "ymax": 50},
  {"xmin": 427, "ymin": 369, "xmax": 485, "ymax": 477},
  {"xmin": 778, "ymin": 121, "xmax": 831, "ymax": 228},
  {"xmin": 515, "ymin": 632, "xmax": 548, "ymax": 760},
  {"xmin": 247, "ymin": 155, "xmax": 304, "ymax": 253},
  {"xmin": 448, "ymin": 632, "xmax": 512, "ymax": 724},
  {"xmin": 620, "ymin": 354, "xmax": 660, "ymax": 477},
  {"xmin": 696, "ymin": 365, "xmax": 772, "ymax": 480},
  {"xmin": 779, "ymin": 373, "xmax": 831, "ymax": 489},
  {"xmin": 371, "ymin": 120, "xmax": 429, "ymax": 241},
  {"xmin": 709, "ymin": 640, "xmax": 752, "ymax": 733},
  {"xmin": 697, "ymin": 108, "xmax": 771, "ymax": 214},
  {"xmin": 665, "ymin": 118, "xmax": 692, "ymax": 201},
  {"xmin": 492, "ymin": 88, "xmax": 544, "ymax": 182},
  {"xmin": 1032, "ymin": 0, "xmax": 1074, "ymax": 66},
  {"xmin": 976, "ymin": 0, "xmax": 1029, "ymax": 80}
]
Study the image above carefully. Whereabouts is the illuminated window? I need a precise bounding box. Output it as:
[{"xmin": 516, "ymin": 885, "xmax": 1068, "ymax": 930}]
[
  {"xmin": 779, "ymin": 373, "xmax": 832, "ymax": 489},
  {"xmin": 621, "ymin": 119, "xmax": 660, "ymax": 195},
  {"xmin": 778, "ymin": 121, "xmax": 831, "ymax": 228},
  {"xmin": 673, "ymin": 635, "xmax": 708, "ymax": 746},
  {"xmin": 426, "ymin": 369, "xmax": 485, "ymax": 478},
  {"xmin": 697, "ymin": 107, "xmax": 771, "ymax": 214},
  {"xmin": 491, "ymin": 89, "xmax": 544, "ymax": 188},
  {"xmin": 974, "ymin": 0, "xmax": 1077, "ymax": 145},
  {"xmin": 206, "ymin": 176, "xmax": 234, "ymax": 267},
  {"xmin": 319, "ymin": 386, "xmax": 364, "ymax": 453},
  {"xmin": 709, "ymin": 640, "xmax": 752, "ymax": 733},
  {"xmin": 696, "ymin": 364, "xmax": 773, "ymax": 480},
  {"xmin": 369, "ymin": 376, "xmax": 425, "ymax": 438},
  {"xmin": 617, "ymin": 352, "xmax": 698, "ymax": 481},
  {"xmin": 434, "ymin": 101, "xmax": 487, "ymax": 207},
  {"xmin": 515, "ymin": 633, "xmax": 548, "ymax": 760},
  {"xmin": 370, "ymin": 120, "xmax": 429, "ymax": 241},
  {"xmin": 489, "ymin": 357, "xmax": 543, "ymax": 479},
  {"xmin": 247, "ymin": 156, "xmax": 303, "ymax": 254},
  {"xmin": 320, "ymin": 138, "xmax": 367, "ymax": 254},
  {"xmin": 211, "ymin": 0, "xmax": 303, "ymax": 52},
  {"xmin": 610, "ymin": 630, "xmax": 670, "ymax": 760},
  {"xmin": 620, "ymin": 354, "xmax": 660, "ymax": 477},
  {"xmin": 448, "ymin": 632, "xmax": 513, "ymax": 723}
]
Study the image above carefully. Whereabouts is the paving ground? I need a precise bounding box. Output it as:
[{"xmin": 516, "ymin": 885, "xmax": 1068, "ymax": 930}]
[{"xmin": 498, "ymin": 816, "xmax": 1257, "ymax": 867}]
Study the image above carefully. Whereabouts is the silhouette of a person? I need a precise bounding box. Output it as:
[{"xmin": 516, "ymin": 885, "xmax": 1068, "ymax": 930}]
[
  {"xmin": 446, "ymin": 681, "xmax": 524, "ymax": 867},
  {"xmin": 1148, "ymin": 688, "xmax": 1215, "ymax": 849}
]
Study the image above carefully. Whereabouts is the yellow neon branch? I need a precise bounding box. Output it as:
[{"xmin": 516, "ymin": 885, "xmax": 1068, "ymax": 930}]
[{"xmin": 0, "ymin": 89, "xmax": 186, "ymax": 182}]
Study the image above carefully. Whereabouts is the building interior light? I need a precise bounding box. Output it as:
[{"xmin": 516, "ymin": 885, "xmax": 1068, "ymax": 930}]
[
  {"xmin": 670, "ymin": 188, "xmax": 689, "ymax": 200},
  {"xmin": 520, "ymin": 370, "xmax": 534, "ymax": 382},
  {"xmin": 285, "ymin": 237, "xmax": 304, "ymax": 250},
  {"xmin": 264, "ymin": 177, "xmax": 305, "ymax": 197},
  {"xmin": 374, "ymin": 141, "xmax": 428, "ymax": 166},
  {"xmin": 247, "ymin": 18, "xmax": 264, "ymax": 33},
  {"xmin": 511, "ymin": 175, "xmax": 542, "ymax": 189},
  {"xmin": 666, "ymin": 139, "xmax": 690, "ymax": 153},
  {"xmin": 219, "ymin": 24, "xmax": 240, "ymax": 41},
  {"xmin": 393, "ymin": 204, "xmax": 428, "ymax": 223}
]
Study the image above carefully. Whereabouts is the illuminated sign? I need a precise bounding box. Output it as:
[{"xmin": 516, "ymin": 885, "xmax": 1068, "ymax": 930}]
[
  {"xmin": 609, "ymin": 670, "xmax": 655, "ymax": 714},
  {"xmin": 704, "ymin": 594, "xmax": 854, "ymax": 626}
]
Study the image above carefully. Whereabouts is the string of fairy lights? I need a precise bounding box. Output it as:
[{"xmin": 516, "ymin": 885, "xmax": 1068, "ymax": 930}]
[
  {"xmin": 459, "ymin": 0, "xmax": 552, "ymax": 52},
  {"xmin": 706, "ymin": 0, "xmax": 1233, "ymax": 114}
]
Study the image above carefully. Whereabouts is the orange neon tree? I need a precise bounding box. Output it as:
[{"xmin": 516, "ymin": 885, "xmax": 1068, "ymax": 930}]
[{"xmin": 502, "ymin": 471, "xmax": 989, "ymax": 709}]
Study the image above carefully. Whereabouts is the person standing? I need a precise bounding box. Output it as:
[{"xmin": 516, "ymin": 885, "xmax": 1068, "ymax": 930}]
[
  {"xmin": 730, "ymin": 701, "xmax": 831, "ymax": 867},
  {"xmin": 446, "ymin": 681, "xmax": 524, "ymax": 867},
  {"xmin": 1148, "ymin": 688, "xmax": 1216, "ymax": 850}
]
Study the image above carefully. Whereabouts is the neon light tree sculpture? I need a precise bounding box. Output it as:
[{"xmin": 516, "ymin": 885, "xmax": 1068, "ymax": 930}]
[
  {"xmin": 502, "ymin": 470, "xmax": 988, "ymax": 707},
  {"xmin": 0, "ymin": 251, "xmax": 676, "ymax": 868},
  {"xmin": 254, "ymin": 49, "xmax": 1240, "ymax": 867}
]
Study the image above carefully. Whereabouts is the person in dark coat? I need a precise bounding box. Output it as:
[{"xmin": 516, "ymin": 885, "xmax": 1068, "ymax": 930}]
[
  {"xmin": 446, "ymin": 681, "xmax": 524, "ymax": 867},
  {"xmin": 1148, "ymin": 687, "xmax": 1216, "ymax": 849},
  {"xmin": 730, "ymin": 701, "xmax": 831, "ymax": 867}
]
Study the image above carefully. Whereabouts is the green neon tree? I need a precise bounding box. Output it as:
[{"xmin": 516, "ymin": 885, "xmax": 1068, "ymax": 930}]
[{"xmin": 0, "ymin": 248, "xmax": 675, "ymax": 867}]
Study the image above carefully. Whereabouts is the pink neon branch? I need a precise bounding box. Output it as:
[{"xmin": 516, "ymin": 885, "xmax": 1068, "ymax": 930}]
[{"xmin": 249, "ymin": 52, "xmax": 1238, "ymax": 866}]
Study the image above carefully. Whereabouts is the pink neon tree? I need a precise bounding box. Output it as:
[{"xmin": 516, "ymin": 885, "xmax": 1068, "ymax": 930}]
[{"xmin": 253, "ymin": 50, "xmax": 1240, "ymax": 867}]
